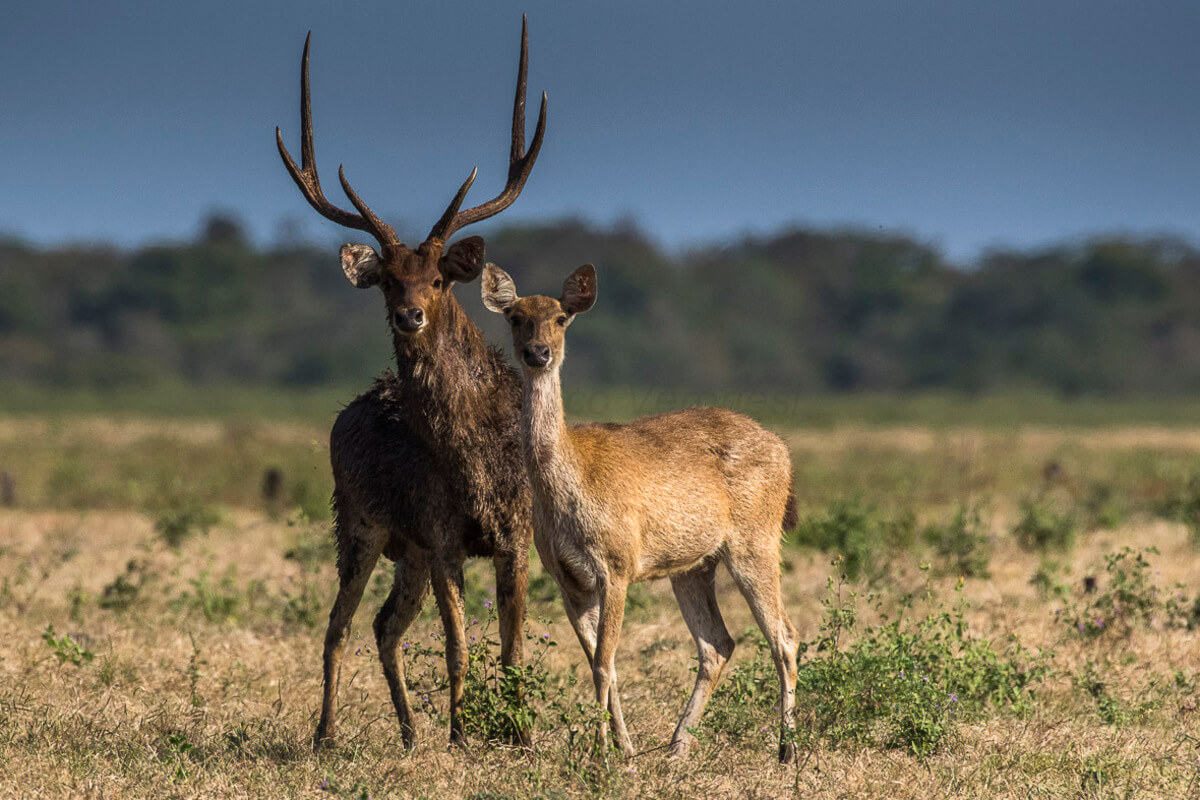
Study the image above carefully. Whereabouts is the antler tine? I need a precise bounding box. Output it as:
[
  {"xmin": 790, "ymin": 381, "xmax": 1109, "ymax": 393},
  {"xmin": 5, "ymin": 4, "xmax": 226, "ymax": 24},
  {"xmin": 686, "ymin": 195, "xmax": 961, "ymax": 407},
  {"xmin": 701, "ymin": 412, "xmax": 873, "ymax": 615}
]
[
  {"xmin": 427, "ymin": 15, "xmax": 548, "ymax": 243},
  {"xmin": 276, "ymin": 33, "xmax": 399, "ymax": 247},
  {"xmin": 338, "ymin": 165, "xmax": 400, "ymax": 244},
  {"xmin": 428, "ymin": 168, "xmax": 478, "ymax": 246}
]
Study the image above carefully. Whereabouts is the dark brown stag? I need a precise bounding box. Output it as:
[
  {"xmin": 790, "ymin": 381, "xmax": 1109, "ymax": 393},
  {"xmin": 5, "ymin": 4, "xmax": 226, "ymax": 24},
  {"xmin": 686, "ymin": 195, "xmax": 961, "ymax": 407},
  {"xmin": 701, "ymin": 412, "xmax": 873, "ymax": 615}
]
[{"xmin": 276, "ymin": 17, "xmax": 545, "ymax": 749}]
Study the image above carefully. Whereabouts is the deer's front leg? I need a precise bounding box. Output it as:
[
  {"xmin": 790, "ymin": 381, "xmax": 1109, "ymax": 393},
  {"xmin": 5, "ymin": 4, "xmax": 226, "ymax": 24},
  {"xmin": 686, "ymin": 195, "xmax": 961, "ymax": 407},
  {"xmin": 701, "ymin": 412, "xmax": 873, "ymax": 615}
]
[
  {"xmin": 494, "ymin": 543, "xmax": 531, "ymax": 746},
  {"xmin": 593, "ymin": 580, "xmax": 633, "ymax": 757},
  {"xmin": 430, "ymin": 557, "xmax": 468, "ymax": 745}
]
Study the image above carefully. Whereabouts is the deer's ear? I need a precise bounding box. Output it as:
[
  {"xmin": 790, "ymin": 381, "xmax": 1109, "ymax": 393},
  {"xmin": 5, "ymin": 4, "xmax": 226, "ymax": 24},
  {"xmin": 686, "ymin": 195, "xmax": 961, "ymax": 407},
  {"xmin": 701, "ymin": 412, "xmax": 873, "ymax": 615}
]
[
  {"xmin": 439, "ymin": 235, "xmax": 486, "ymax": 283},
  {"xmin": 340, "ymin": 244, "xmax": 382, "ymax": 288},
  {"xmin": 482, "ymin": 263, "xmax": 519, "ymax": 314},
  {"xmin": 561, "ymin": 264, "xmax": 597, "ymax": 315}
]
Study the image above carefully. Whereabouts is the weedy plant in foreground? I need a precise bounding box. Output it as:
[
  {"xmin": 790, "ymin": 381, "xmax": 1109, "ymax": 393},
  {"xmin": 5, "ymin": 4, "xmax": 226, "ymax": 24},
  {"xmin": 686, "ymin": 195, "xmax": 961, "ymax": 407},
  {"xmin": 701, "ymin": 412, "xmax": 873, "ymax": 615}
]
[
  {"xmin": 701, "ymin": 572, "xmax": 1047, "ymax": 758},
  {"xmin": 42, "ymin": 624, "xmax": 95, "ymax": 667},
  {"xmin": 404, "ymin": 606, "xmax": 562, "ymax": 745}
]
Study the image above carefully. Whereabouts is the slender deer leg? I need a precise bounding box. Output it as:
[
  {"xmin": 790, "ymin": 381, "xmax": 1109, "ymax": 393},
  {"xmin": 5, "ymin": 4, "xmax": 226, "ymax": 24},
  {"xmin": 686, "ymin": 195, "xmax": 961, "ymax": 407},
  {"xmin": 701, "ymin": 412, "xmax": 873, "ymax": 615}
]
[
  {"xmin": 561, "ymin": 592, "xmax": 633, "ymax": 749},
  {"xmin": 592, "ymin": 580, "xmax": 633, "ymax": 757},
  {"xmin": 314, "ymin": 522, "xmax": 385, "ymax": 750},
  {"xmin": 493, "ymin": 543, "xmax": 531, "ymax": 746},
  {"xmin": 374, "ymin": 549, "xmax": 431, "ymax": 748},
  {"xmin": 668, "ymin": 563, "xmax": 736, "ymax": 759},
  {"xmin": 726, "ymin": 548, "xmax": 801, "ymax": 763},
  {"xmin": 430, "ymin": 557, "xmax": 469, "ymax": 745}
]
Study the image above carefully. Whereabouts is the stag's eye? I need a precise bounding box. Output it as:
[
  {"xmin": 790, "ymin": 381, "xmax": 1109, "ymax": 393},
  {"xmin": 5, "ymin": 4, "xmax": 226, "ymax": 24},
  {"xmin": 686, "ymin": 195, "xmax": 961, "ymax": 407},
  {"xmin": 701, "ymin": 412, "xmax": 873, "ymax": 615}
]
[
  {"xmin": 555, "ymin": 315, "xmax": 568, "ymax": 326},
  {"xmin": 431, "ymin": 277, "xmax": 445, "ymax": 289},
  {"xmin": 508, "ymin": 314, "xmax": 524, "ymax": 326}
]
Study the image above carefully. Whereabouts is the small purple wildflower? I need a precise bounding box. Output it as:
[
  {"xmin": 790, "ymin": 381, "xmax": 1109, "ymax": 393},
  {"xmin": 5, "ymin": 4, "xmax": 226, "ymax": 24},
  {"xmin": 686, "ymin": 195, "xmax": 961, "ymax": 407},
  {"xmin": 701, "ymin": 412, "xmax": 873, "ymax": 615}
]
[
  {"xmin": 354, "ymin": 647, "xmax": 362, "ymax": 656},
  {"xmin": 1096, "ymin": 618, "xmax": 1105, "ymax": 629},
  {"xmin": 318, "ymin": 779, "xmax": 330, "ymax": 791},
  {"xmin": 949, "ymin": 694, "xmax": 958, "ymax": 703},
  {"xmin": 484, "ymin": 601, "xmax": 492, "ymax": 608}
]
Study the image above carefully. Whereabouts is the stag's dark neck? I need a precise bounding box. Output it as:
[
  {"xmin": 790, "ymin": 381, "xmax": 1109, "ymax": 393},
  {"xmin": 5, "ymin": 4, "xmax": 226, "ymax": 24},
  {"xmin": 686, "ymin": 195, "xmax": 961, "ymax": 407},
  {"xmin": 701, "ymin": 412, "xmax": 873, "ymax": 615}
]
[{"xmin": 387, "ymin": 292, "xmax": 520, "ymax": 445}]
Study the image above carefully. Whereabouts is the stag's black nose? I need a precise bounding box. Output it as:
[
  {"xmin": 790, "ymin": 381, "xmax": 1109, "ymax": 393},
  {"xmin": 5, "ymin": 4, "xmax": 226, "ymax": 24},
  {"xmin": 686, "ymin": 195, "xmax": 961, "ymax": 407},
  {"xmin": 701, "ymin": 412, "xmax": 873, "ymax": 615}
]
[
  {"xmin": 522, "ymin": 344, "xmax": 551, "ymax": 368},
  {"xmin": 393, "ymin": 307, "xmax": 425, "ymax": 333}
]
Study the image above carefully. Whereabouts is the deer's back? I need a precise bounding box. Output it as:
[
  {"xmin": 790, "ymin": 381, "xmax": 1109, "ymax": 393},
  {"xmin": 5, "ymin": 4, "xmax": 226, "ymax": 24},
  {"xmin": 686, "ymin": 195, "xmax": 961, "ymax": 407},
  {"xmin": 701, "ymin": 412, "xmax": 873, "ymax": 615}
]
[{"xmin": 559, "ymin": 406, "xmax": 792, "ymax": 580}]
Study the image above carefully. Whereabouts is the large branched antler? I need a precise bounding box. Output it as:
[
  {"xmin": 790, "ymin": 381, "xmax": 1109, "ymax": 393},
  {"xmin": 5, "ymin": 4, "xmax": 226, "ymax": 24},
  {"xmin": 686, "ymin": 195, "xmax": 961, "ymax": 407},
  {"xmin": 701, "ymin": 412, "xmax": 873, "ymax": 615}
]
[
  {"xmin": 426, "ymin": 15, "xmax": 548, "ymax": 244},
  {"xmin": 276, "ymin": 33, "xmax": 401, "ymax": 249}
]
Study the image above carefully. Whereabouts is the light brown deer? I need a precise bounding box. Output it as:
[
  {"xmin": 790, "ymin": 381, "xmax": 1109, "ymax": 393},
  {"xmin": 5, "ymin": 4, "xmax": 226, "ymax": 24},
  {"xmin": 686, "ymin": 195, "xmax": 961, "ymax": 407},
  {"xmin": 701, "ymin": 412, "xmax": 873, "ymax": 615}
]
[
  {"xmin": 276, "ymin": 18, "xmax": 546, "ymax": 750},
  {"xmin": 481, "ymin": 263, "xmax": 802, "ymax": 762}
]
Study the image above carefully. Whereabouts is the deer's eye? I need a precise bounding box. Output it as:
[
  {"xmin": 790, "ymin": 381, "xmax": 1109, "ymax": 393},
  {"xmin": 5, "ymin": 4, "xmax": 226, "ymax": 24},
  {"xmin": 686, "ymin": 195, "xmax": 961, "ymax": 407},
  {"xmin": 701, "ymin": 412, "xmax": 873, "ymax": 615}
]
[
  {"xmin": 508, "ymin": 314, "xmax": 524, "ymax": 326},
  {"xmin": 555, "ymin": 315, "xmax": 568, "ymax": 326},
  {"xmin": 432, "ymin": 277, "xmax": 445, "ymax": 289}
]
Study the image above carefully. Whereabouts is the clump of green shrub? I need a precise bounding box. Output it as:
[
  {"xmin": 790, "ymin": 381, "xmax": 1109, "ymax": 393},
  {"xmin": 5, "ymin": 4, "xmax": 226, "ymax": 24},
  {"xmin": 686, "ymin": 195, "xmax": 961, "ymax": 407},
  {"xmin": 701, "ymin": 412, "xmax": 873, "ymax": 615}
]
[
  {"xmin": 922, "ymin": 502, "xmax": 993, "ymax": 578},
  {"xmin": 147, "ymin": 487, "xmax": 222, "ymax": 549},
  {"xmin": 1157, "ymin": 477, "xmax": 1200, "ymax": 546},
  {"xmin": 43, "ymin": 624, "xmax": 95, "ymax": 666},
  {"xmin": 1081, "ymin": 481, "xmax": 1127, "ymax": 531},
  {"xmin": 703, "ymin": 574, "xmax": 1046, "ymax": 758},
  {"xmin": 1073, "ymin": 662, "xmax": 1132, "ymax": 726},
  {"xmin": 1012, "ymin": 495, "xmax": 1078, "ymax": 552},
  {"xmin": 280, "ymin": 579, "xmax": 325, "ymax": 629},
  {"xmin": 793, "ymin": 497, "xmax": 915, "ymax": 581},
  {"xmin": 1059, "ymin": 547, "xmax": 1198, "ymax": 638},
  {"xmin": 406, "ymin": 607, "xmax": 560, "ymax": 744},
  {"xmin": 98, "ymin": 559, "xmax": 155, "ymax": 612},
  {"xmin": 288, "ymin": 476, "xmax": 331, "ymax": 524},
  {"xmin": 283, "ymin": 523, "xmax": 336, "ymax": 572},
  {"xmin": 169, "ymin": 569, "xmax": 265, "ymax": 623}
]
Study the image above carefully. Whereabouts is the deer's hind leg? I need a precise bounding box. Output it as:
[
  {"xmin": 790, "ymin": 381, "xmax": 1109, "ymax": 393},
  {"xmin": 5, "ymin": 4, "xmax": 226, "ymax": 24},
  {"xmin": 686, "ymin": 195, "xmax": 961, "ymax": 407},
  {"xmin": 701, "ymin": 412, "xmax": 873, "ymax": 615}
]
[
  {"xmin": 668, "ymin": 561, "xmax": 737, "ymax": 759},
  {"xmin": 725, "ymin": 541, "xmax": 800, "ymax": 763},
  {"xmin": 314, "ymin": 514, "xmax": 386, "ymax": 750},
  {"xmin": 374, "ymin": 546, "xmax": 431, "ymax": 748}
]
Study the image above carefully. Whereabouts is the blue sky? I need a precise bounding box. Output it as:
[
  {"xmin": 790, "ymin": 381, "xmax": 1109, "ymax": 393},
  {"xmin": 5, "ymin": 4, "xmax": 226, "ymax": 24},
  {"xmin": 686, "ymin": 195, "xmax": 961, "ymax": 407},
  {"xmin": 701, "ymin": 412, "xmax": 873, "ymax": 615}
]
[{"xmin": 2, "ymin": 0, "xmax": 1197, "ymax": 261}]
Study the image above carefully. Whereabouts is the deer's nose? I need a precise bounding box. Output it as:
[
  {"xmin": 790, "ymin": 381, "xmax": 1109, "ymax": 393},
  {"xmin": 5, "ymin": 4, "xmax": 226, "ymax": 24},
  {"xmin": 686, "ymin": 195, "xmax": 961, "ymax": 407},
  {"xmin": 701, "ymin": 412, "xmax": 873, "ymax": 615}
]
[
  {"xmin": 522, "ymin": 344, "xmax": 551, "ymax": 368},
  {"xmin": 393, "ymin": 307, "xmax": 425, "ymax": 333}
]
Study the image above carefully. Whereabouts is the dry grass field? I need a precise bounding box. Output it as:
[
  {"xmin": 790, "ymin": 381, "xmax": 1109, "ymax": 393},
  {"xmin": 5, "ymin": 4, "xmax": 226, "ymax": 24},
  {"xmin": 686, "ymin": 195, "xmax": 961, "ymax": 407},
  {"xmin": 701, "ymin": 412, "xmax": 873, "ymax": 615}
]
[{"xmin": 4, "ymin": 416, "xmax": 1200, "ymax": 798}]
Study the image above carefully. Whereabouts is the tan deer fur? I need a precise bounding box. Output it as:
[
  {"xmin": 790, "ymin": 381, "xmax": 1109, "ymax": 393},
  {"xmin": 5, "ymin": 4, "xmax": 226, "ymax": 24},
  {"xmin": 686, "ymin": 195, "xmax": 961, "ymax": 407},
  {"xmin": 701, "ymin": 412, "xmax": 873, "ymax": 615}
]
[{"xmin": 482, "ymin": 263, "xmax": 801, "ymax": 762}]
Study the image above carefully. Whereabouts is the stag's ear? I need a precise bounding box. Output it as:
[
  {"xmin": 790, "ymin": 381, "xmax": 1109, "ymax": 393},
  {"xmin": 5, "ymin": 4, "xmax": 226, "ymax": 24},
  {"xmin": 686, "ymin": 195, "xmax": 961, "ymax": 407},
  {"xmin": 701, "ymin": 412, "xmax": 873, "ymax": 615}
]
[
  {"xmin": 340, "ymin": 243, "xmax": 382, "ymax": 289},
  {"xmin": 439, "ymin": 235, "xmax": 487, "ymax": 283},
  {"xmin": 561, "ymin": 264, "xmax": 597, "ymax": 315},
  {"xmin": 482, "ymin": 263, "xmax": 519, "ymax": 314}
]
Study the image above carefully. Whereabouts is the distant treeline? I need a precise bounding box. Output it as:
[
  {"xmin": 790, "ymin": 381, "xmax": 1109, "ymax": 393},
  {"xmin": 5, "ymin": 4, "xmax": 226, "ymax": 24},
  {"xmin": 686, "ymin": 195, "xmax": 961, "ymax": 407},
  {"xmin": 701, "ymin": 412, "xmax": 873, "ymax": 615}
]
[{"xmin": 2, "ymin": 215, "xmax": 1199, "ymax": 396}]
